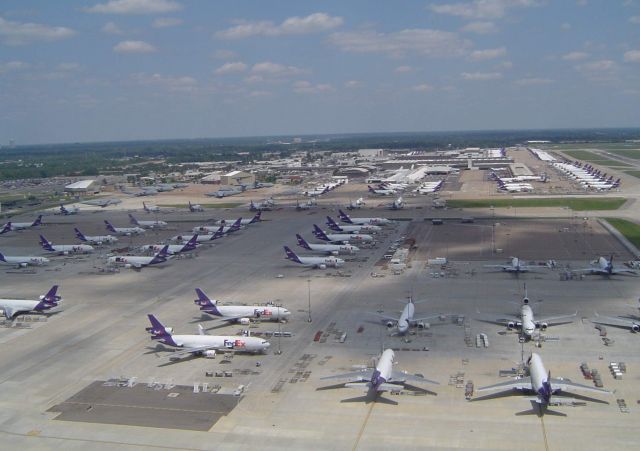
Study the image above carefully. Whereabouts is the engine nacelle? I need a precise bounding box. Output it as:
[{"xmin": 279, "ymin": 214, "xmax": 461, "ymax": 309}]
[
  {"xmin": 238, "ymin": 317, "xmax": 251, "ymax": 325},
  {"xmin": 386, "ymin": 321, "xmax": 395, "ymax": 328},
  {"xmin": 164, "ymin": 327, "xmax": 173, "ymax": 334},
  {"xmin": 632, "ymin": 324, "xmax": 640, "ymax": 333},
  {"xmin": 507, "ymin": 321, "xmax": 516, "ymax": 330},
  {"xmin": 203, "ymin": 350, "xmax": 216, "ymax": 358},
  {"xmin": 319, "ymin": 264, "xmax": 327, "ymax": 270},
  {"xmin": 331, "ymin": 251, "xmax": 339, "ymax": 256},
  {"xmin": 19, "ymin": 262, "xmax": 28, "ymax": 268},
  {"xmin": 539, "ymin": 322, "xmax": 548, "ymax": 331},
  {"xmin": 417, "ymin": 322, "xmax": 430, "ymax": 329},
  {"xmin": 124, "ymin": 264, "xmax": 132, "ymax": 269}
]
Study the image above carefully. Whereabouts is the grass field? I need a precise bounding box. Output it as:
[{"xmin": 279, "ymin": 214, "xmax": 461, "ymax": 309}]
[
  {"xmin": 605, "ymin": 218, "xmax": 640, "ymax": 248},
  {"xmin": 158, "ymin": 202, "xmax": 244, "ymax": 209},
  {"xmin": 605, "ymin": 149, "xmax": 640, "ymax": 160},
  {"xmin": 625, "ymin": 171, "xmax": 640, "ymax": 179},
  {"xmin": 447, "ymin": 197, "xmax": 627, "ymax": 211},
  {"xmin": 561, "ymin": 150, "xmax": 632, "ymax": 167}
]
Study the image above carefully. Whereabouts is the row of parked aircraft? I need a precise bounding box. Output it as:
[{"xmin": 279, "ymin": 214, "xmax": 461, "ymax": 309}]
[
  {"xmin": 553, "ymin": 161, "xmax": 621, "ymax": 190},
  {"xmin": 145, "ymin": 287, "xmax": 291, "ymax": 360},
  {"xmin": 489, "ymin": 255, "xmax": 636, "ymax": 277},
  {"xmin": 283, "ymin": 210, "xmax": 393, "ymax": 269}
]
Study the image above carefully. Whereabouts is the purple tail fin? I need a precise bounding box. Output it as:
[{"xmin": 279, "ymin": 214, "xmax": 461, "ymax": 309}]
[
  {"xmin": 128, "ymin": 213, "xmax": 139, "ymax": 225},
  {"xmin": 74, "ymin": 227, "xmax": 86, "ymax": 241},
  {"xmin": 284, "ymin": 246, "xmax": 302, "ymax": 263},
  {"xmin": 326, "ymin": 216, "xmax": 341, "ymax": 231},
  {"xmin": 312, "ymin": 224, "xmax": 329, "ymax": 241},
  {"xmin": 183, "ymin": 234, "xmax": 198, "ymax": 250},
  {"xmin": 0, "ymin": 251, "xmax": 6, "ymax": 262},
  {"xmin": 104, "ymin": 220, "xmax": 116, "ymax": 233},
  {"xmin": 42, "ymin": 285, "xmax": 61, "ymax": 305},
  {"xmin": 146, "ymin": 314, "xmax": 177, "ymax": 346},
  {"xmin": 0, "ymin": 222, "xmax": 10, "ymax": 234},
  {"xmin": 194, "ymin": 288, "xmax": 221, "ymax": 315},
  {"xmin": 32, "ymin": 215, "xmax": 42, "ymax": 227},
  {"xmin": 39, "ymin": 235, "xmax": 55, "ymax": 251},
  {"xmin": 250, "ymin": 211, "xmax": 262, "ymax": 224},
  {"xmin": 296, "ymin": 234, "xmax": 311, "ymax": 250},
  {"xmin": 338, "ymin": 209, "xmax": 352, "ymax": 223}
]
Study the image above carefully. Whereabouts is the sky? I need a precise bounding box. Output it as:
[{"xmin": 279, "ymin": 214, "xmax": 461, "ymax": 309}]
[{"xmin": 1, "ymin": 0, "xmax": 639, "ymax": 145}]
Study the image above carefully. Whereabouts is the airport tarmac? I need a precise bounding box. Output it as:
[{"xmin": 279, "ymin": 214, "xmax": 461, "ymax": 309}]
[{"xmin": 0, "ymin": 205, "xmax": 638, "ymax": 450}]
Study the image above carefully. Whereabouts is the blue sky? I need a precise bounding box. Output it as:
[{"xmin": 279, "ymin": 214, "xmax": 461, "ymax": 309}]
[{"xmin": 1, "ymin": 0, "xmax": 639, "ymax": 144}]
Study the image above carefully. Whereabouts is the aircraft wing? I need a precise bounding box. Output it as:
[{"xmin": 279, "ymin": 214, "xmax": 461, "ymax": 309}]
[
  {"xmin": 391, "ymin": 370, "xmax": 439, "ymax": 385},
  {"xmin": 483, "ymin": 264, "xmax": 507, "ymax": 269},
  {"xmin": 368, "ymin": 312, "xmax": 399, "ymax": 323},
  {"xmin": 477, "ymin": 377, "xmax": 531, "ymax": 392},
  {"xmin": 550, "ymin": 378, "xmax": 612, "ymax": 396},
  {"xmin": 320, "ymin": 370, "xmax": 373, "ymax": 382},
  {"xmin": 611, "ymin": 267, "xmax": 637, "ymax": 275},
  {"xmin": 167, "ymin": 344, "xmax": 229, "ymax": 358},
  {"xmin": 537, "ymin": 312, "xmax": 577, "ymax": 326},
  {"xmin": 475, "ymin": 312, "xmax": 520, "ymax": 326},
  {"xmin": 412, "ymin": 313, "xmax": 455, "ymax": 324},
  {"xmin": 570, "ymin": 267, "xmax": 597, "ymax": 274},
  {"xmin": 592, "ymin": 314, "xmax": 638, "ymax": 330},
  {"xmin": 2, "ymin": 306, "xmax": 16, "ymax": 319}
]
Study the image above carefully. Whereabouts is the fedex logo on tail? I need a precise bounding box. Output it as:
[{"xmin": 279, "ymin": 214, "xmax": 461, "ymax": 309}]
[
  {"xmin": 312, "ymin": 224, "xmax": 329, "ymax": 241},
  {"xmin": 194, "ymin": 288, "xmax": 222, "ymax": 316},
  {"xmin": 296, "ymin": 234, "xmax": 311, "ymax": 250},
  {"xmin": 284, "ymin": 246, "xmax": 302, "ymax": 263}
]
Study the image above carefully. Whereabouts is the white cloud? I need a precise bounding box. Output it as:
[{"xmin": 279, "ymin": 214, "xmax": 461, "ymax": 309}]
[
  {"xmin": 461, "ymin": 21, "xmax": 498, "ymax": 34},
  {"xmin": 514, "ymin": 77, "xmax": 554, "ymax": 86},
  {"xmin": 213, "ymin": 49, "xmax": 237, "ymax": 59},
  {"xmin": 293, "ymin": 80, "xmax": 334, "ymax": 94},
  {"xmin": 0, "ymin": 16, "xmax": 75, "ymax": 45},
  {"xmin": 623, "ymin": 50, "xmax": 640, "ymax": 62},
  {"xmin": 395, "ymin": 65, "xmax": 413, "ymax": 73},
  {"xmin": 562, "ymin": 51, "xmax": 589, "ymax": 61},
  {"xmin": 461, "ymin": 71, "xmax": 502, "ymax": 80},
  {"xmin": 216, "ymin": 13, "xmax": 343, "ymax": 39},
  {"xmin": 85, "ymin": 0, "xmax": 181, "ymax": 15},
  {"xmin": 429, "ymin": 0, "xmax": 540, "ymax": 20},
  {"xmin": 630, "ymin": 16, "xmax": 640, "ymax": 24},
  {"xmin": 214, "ymin": 61, "xmax": 247, "ymax": 75},
  {"xmin": 498, "ymin": 60, "xmax": 513, "ymax": 69},
  {"xmin": 470, "ymin": 47, "xmax": 506, "ymax": 60},
  {"xmin": 328, "ymin": 29, "xmax": 472, "ymax": 58},
  {"xmin": 0, "ymin": 60, "xmax": 29, "ymax": 74},
  {"xmin": 251, "ymin": 62, "xmax": 305, "ymax": 77},
  {"xmin": 575, "ymin": 59, "xmax": 618, "ymax": 82},
  {"xmin": 102, "ymin": 21, "xmax": 124, "ymax": 34},
  {"xmin": 132, "ymin": 72, "xmax": 197, "ymax": 92},
  {"xmin": 412, "ymin": 83, "xmax": 434, "ymax": 92},
  {"xmin": 344, "ymin": 80, "xmax": 362, "ymax": 88},
  {"xmin": 248, "ymin": 90, "xmax": 272, "ymax": 98},
  {"xmin": 113, "ymin": 40, "xmax": 156, "ymax": 53},
  {"xmin": 152, "ymin": 17, "xmax": 182, "ymax": 28},
  {"xmin": 57, "ymin": 62, "xmax": 81, "ymax": 71}
]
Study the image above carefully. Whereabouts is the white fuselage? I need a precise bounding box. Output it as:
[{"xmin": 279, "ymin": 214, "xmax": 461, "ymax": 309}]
[
  {"xmin": 306, "ymin": 243, "xmax": 359, "ymax": 255},
  {"xmin": 528, "ymin": 353, "xmax": 547, "ymax": 394},
  {"xmin": 344, "ymin": 217, "xmax": 390, "ymax": 226},
  {"xmin": 297, "ymin": 255, "xmax": 344, "ymax": 268},
  {"xmin": 193, "ymin": 225, "xmax": 224, "ymax": 234},
  {"xmin": 81, "ymin": 235, "xmax": 118, "ymax": 245},
  {"xmin": 141, "ymin": 244, "xmax": 191, "ymax": 255},
  {"xmin": 396, "ymin": 302, "xmax": 415, "ymax": 334},
  {"xmin": 0, "ymin": 255, "xmax": 49, "ymax": 266},
  {"xmin": 216, "ymin": 218, "xmax": 253, "ymax": 226},
  {"xmin": 171, "ymin": 334, "xmax": 270, "ymax": 353},
  {"xmin": 521, "ymin": 304, "xmax": 536, "ymax": 338},
  {"xmin": 0, "ymin": 299, "xmax": 45, "ymax": 317},
  {"xmin": 112, "ymin": 227, "xmax": 145, "ymax": 236},
  {"xmin": 11, "ymin": 222, "xmax": 34, "ymax": 230},
  {"xmin": 189, "ymin": 204, "xmax": 204, "ymax": 212},
  {"xmin": 135, "ymin": 220, "xmax": 167, "ymax": 229},
  {"xmin": 172, "ymin": 234, "xmax": 217, "ymax": 243},
  {"xmin": 333, "ymin": 224, "xmax": 380, "ymax": 233},
  {"xmin": 210, "ymin": 305, "xmax": 291, "ymax": 322},
  {"xmin": 374, "ymin": 349, "xmax": 395, "ymax": 389},
  {"xmin": 325, "ymin": 233, "xmax": 373, "ymax": 243},
  {"xmin": 48, "ymin": 244, "xmax": 94, "ymax": 254},
  {"xmin": 108, "ymin": 255, "xmax": 160, "ymax": 268}
]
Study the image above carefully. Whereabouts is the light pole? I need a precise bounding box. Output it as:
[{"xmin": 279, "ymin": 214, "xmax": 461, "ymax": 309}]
[{"xmin": 307, "ymin": 278, "xmax": 312, "ymax": 323}]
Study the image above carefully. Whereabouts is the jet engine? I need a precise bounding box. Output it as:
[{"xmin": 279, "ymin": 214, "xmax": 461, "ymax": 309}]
[
  {"xmin": 203, "ymin": 350, "xmax": 216, "ymax": 358},
  {"xmin": 632, "ymin": 324, "xmax": 640, "ymax": 333},
  {"xmin": 507, "ymin": 321, "xmax": 516, "ymax": 329},
  {"xmin": 238, "ymin": 318, "xmax": 251, "ymax": 325},
  {"xmin": 539, "ymin": 322, "xmax": 548, "ymax": 331},
  {"xmin": 386, "ymin": 321, "xmax": 395, "ymax": 328},
  {"xmin": 124, "ymin": 264, "xmax": 132, "ymax": 269},
  {"xmin": 319, "ymin": 264, "xmax": 327, "ymax": 269},
  {"xmin": 417, "ymin": 322, "xmax": 430, "ymax": 329},
  {"xmin": 331, "ymin": 251, "xmax": 339, "ymax": 256},
  {"xmin": 19, "ymin": 263, "xmax": 27, "ymax": 268}
]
